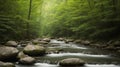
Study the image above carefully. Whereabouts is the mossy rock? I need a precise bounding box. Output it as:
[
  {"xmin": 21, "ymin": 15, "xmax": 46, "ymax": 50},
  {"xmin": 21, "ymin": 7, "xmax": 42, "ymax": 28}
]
[
  {"xmin": 23, "ymin": 45, "xmax": 46, "ymax": 56},
  {"xmin": 59, "ymin": 58, "xmax": 85, "ymax": 66},
  {"xmin": 0, "ymin": 61, "xmax": 15, "ymax": 67}
]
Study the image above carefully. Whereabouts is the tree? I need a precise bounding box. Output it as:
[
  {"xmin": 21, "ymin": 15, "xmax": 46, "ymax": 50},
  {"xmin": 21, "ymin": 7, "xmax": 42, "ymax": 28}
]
[{"xmin": 27, "ymin": 0, "xmax": 32, "ymax": 39}]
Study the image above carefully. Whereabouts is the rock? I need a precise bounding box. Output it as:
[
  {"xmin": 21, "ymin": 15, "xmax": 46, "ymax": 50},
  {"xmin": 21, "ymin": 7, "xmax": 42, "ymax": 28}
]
[
  {"xmin": 35, "ymin": 38, "xmax": 42, "ymax": 41},
  {"xmin": 90, "ymin": 44, "xmax": 107, "ymax": 48},
  {"xmin": 49, "ymin": 37, "xmax": 55, "ymax": 39},
  {"xmin": 17, "ymin": 52, "xmax": 36, "ymax": 65},
  {"xmin": 57, "ymin": 38, "xmax": 64, "ymax": 41},
  {"xmin": 23, "ymin": 45, "xmax": 46, "ymax": 56},
  {"xmin": 17, "ymin": 52, "xmax": 28, "ymax": 59},
  {"xmin": 118, "ymin": 50, "xmax": 120, "ymax": 53},
  {"xmin": 107, "ymin": 40, "xmax": 114, "ymax": 45},
  {"xmin": 42, "ymin": 38, "xmax": 51, "ymax": 42},
  {"xmin": 113, "ymin": 41, "xmax": 120, "ymax": 47},
  {"xmin": 81, "ymin": 40, "xmax": 90, "ymax": 45},
  {"xmin": 21, "ymin": 44, "xmax": 27, "ymax": 47},
  {"xmin": 65, "ymin": 39, "xmax": 74, "ymax": 43},
  {"xmin": 59, "ymin": 58, "xmax": 85, "ymax": 66},
  {"xmin": 0, "ymin": 61, "xmax": 15, "ymax": 67},
  {"xmin": 22, "ymin": 41, "xmax": 31, "ymax": 44},
  {"xmin": 32, "ymin": 40, "xmax": 39, "ymax": 45},
  {"xmin": 19, "ymin": 56, "xmax": 36, "ymax": 65},
  {"xmin": 19, "ymin": 41, "xmax": 30, "ymax": 47},
  {"xmin": 105, "ymin": 46, "xmax": 115, "ymax": 50},
  {"xmin": 39, "ymin": 41, "xmax": 49, "ymax": 44},
  {"xmin": 65, "ymin": 41, "xmax": 69, "ymax": 44},
  {"xmin": 0, "ymin": 46, "xmax": 19, "ymax": 61},
  {"xmin": 5, "ymin": 41, "xmax": 18, "ymax": 47},
  {"xmin": 74, "ymin": 40, "xmax": 82, "ymax": 43}
]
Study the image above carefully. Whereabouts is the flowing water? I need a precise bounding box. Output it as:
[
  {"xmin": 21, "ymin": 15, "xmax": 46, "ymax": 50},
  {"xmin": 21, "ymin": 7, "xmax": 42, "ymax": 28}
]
[{"xmin": 16, "ymin": 39, "xmax": 120, "ymax": 67}]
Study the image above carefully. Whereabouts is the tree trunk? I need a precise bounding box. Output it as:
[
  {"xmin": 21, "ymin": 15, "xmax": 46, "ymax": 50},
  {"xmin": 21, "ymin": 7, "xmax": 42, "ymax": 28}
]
[{"xmin": 27, "ymin": 0, "xmax": 32, "ymax": 39}]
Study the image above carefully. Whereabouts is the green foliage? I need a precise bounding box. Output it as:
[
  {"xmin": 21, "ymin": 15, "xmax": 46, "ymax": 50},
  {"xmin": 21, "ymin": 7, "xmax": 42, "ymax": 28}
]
[
  {"xmin": 0, "ymin": 0, "xmax": 120, "ymax": 42},
  {"xmin": 40, "ymin": 0, "xmax": 120, "ymax": 40},
  {"xmin": 0, "ymin": 0, "xmax": 42, "ymax": 42}
]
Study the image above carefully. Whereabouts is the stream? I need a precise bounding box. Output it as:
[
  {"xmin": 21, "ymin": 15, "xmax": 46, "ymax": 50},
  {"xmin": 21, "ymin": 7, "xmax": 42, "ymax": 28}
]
[{"xmin": 16, "ymin": 39, "xmax": 120, "ymax": 67}]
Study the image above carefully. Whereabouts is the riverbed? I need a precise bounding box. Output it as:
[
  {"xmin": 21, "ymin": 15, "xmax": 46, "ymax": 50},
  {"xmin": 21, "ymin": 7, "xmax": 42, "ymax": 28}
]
[{"xmin": 16, "ymin": 39, "xmax": 120, "ymax": 67}]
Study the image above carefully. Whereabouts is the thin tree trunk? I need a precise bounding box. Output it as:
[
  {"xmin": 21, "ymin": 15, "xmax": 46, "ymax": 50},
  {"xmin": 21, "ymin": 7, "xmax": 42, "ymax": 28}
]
[
  {"xmin": 28, "ymin": 0, "xmax": 32, "ymax": 20},
  {"xmin": 27, "ymin": 0, "xmax": 32, "ymax": 39}
]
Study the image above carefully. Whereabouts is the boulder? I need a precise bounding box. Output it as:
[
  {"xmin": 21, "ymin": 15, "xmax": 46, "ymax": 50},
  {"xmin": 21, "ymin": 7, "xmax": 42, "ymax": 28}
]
[
  {"xmin": 23, "ymin": 45, "xmax": 46, "ymax": 56},
  {"xmin": 17, "ymin": 52, "xmax": 36, "ymax": 65},
  {"xmin": 0, "ymin": 46, "xmax": 19, "ymax": 61},
  {"xmin": 0, "ymin": 61, "xmax": 15, "ymax": 67},
  {"xmin": 59, "ymin": 58, "xmax": 85, "ymax": 66},
  {"xmin": 81, "ymin": 40, "xmax": 90, "ymax": 45},
  {"xmin": 5, "ymin": 41, "xmax": 18, "ymax": 47},
  {"xmin": 17, "ymin": 52, "xmax": 28, "ymax": 59},
  {"xmin": 42, "ymin": 38, "xmax": 51, "ymax": 42},
  {"xmin": 19, "ymin": 56, "xmax": 36, "ymax": 65}
]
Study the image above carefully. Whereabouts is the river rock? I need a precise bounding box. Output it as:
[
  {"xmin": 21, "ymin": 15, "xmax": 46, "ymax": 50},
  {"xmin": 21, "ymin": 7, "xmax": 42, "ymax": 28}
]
[
  {"xmin": 57, "ymin": 38, "xmax": 64, "ymax": 41},
  {"xmin": 0, "ymin": 61, "xmax": 15, "ymax": 67},
  {"xmin": 19, "ymin": 41, "xmax": 31, "ymax": 47},
  {"xmin": 65, "ymin": 39, "xmax": 74, "ymax": 42},
  {"xmin": 19, "ymin": 56, "xmax": 36, "ymax": 65},
  {"xmin": 113, "ymin": 41, "xmax": 120, "ymax": 47},
  {"xmin": 74, "ymin": 39, "xmax": 82, "ymax": 43},
  {"xmin": 118, "ymin": 50, "xmax": 120, "ymax": 53},
  {"xmin": 0, "ymin": 46, "xmax": 19, "ymax": 61},
  {"xmin": 105, "ymin": 46, "xmax": 115, "ymax": 50},
  {"xmin": 107, "ymin": 40, "xmax": 114, "ymax": 45},
  {"xmin": 23, "ymin": 44, "xmax": 46, "ymax": 56},
  {"xmin": 35, "ymin": 38, "xmax": 42, "ymax": 41},
  {"xmin": 32, "ymin": 40, "xmax": 39, "ymax": 45},
  {"xmin": 5, "ymin": 41, "xmax": 18, "ymax": 47},
  {"xmin": 81, "ymin": 40, "xmax": 90, "ymax": 45},
  {"xmin": 42, "ymin": 38, "xmax": 51, "ymax": 42},
  {"xmin": 59, "ymin": 58, "xmax": 85, "ymax": 66},
  {"xmin": 39, "ymin": 41, "xmax": 49, "ymax": 44},
  {"xmin": 17, "ymin": 52, "xmax": 28, "ymax": 59},
  {"xmin": 65, "ymin": 39, "xmax": 74, "ymax": 43},
  {"xmin": 90, "ymin": 43, "xmax": 107, "ymax": 48},
  {"xmin": 17, "ymin": 52, "xmax": 36, "ymax": 65}
]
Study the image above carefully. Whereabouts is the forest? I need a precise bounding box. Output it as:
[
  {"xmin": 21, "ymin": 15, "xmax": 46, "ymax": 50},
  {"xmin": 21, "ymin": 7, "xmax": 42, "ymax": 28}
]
[
  {"xmin": 0, "ymin": 0, "xmax": 120, "ymax": 42},
  {"xmin": 0, "ymin": 0, "xmax": 120, "ymax": 67}
]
